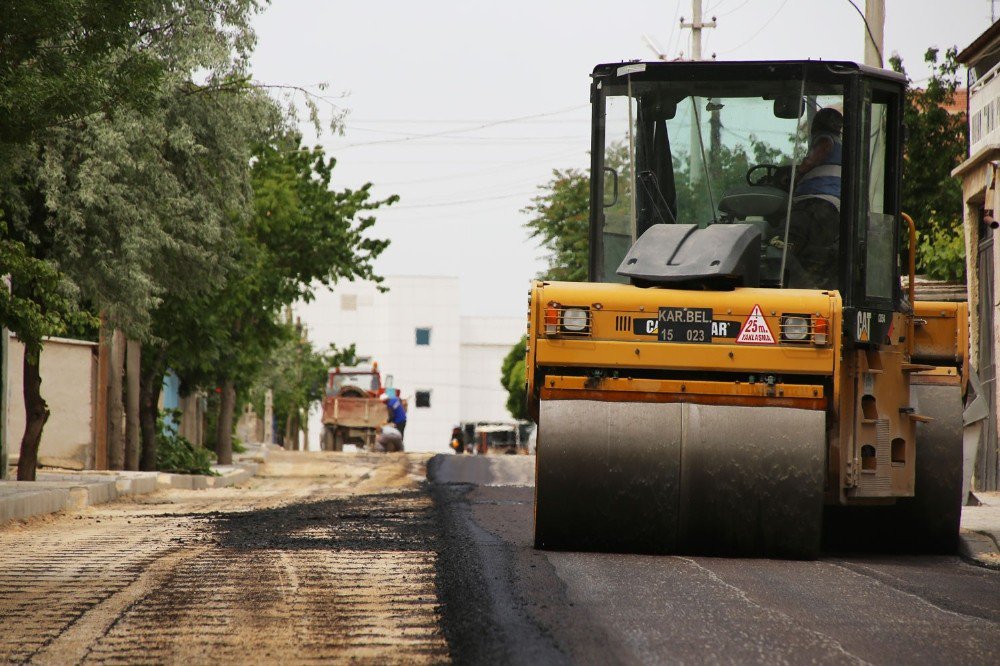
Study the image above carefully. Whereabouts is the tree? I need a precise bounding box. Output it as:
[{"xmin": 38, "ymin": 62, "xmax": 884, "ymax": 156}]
[
  {"xmin": 890, "ymin": 47, "xmax": 967, "ymax": 281},
  {"xmin": 500, "ymin": 336, "xmax": 529, "ymax": 421},
  {"xmin": 523, "ymin": 169, "xmax": 590, "ymax": 282},
  {"xmin": 0, "ymin": 0, "xmax": 266, "ymax": 479},
  {"xmin": 249, "ymin": 327, "xmax": 356, "ymax": 449},
  {"xmin": 0, "ymin": 0, "xmax": 166, "ymax": 146},
  {"xmin": 179, "ymin": 133, "xmax": 395, "ymax": 464}
]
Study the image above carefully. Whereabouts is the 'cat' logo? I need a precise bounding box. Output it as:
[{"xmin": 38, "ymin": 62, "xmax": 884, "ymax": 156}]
[{"xmin": 857, "ymin": 311, "xmax": 872, "ymax": 342}]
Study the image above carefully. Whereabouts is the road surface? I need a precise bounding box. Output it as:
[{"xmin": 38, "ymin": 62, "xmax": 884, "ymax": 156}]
[
  {"xmin": 1, "ymin": 451, "xmax": 998, "ymax": 665},
  {"xmin": 431, "ymin": 455, "xmax": 1000, "ymax": 665}
]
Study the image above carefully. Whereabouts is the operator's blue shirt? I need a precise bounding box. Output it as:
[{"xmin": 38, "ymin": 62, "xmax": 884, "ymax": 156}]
[
  {"xmin": 387, "ymin": 395, "xmax": 406, "ymax": 425},
  {"xmin": 794, "ymin": 131, "xmax": 842, "ymax": 204}
]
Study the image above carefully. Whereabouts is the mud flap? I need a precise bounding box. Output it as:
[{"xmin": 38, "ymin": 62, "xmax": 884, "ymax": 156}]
[
  {"xmin": 534, "ymin": 400, "xmax": 825, "ymax": 558},
  {"xmin": 824, "ymin": 384, "xmax": 963, "ymax": 554}
]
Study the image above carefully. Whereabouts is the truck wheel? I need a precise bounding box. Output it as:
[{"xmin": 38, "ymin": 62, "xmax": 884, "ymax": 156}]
[{"xmin": 321, "ymin": 428, "xmax": 336, "ymax": 452}]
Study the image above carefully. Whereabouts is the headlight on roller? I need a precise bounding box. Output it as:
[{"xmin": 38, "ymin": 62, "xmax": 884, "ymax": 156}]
[
  {"xmin": 781, "ymin": 315, "xmax": 809, "ymax": 342},
  {"xmin": 560, "ymin": 307, "xmax": 589, "ymax": 333}
]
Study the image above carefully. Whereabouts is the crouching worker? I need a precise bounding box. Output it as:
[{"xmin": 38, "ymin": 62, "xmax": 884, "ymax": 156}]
[
  {"xmin": 376, "ymin": 423, "xmax": 404, "ymax": 453},
  {"xmin": 449, "ymin": 426, "xmax": 465, "ymax": 454}
]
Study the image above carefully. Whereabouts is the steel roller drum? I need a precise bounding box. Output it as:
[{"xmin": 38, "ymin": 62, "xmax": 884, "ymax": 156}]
[{"xmin": 534, "ymin": 400, "xmax": 826, "ymax": 558}]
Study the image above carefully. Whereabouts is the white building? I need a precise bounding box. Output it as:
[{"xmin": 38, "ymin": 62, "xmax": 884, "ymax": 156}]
[
  {"xmin": 460, "ymin": 317, "xmax": 526, "ymax": 423},
  {"xmin": 297, "ymin": 276, "xmax": 524, "ymax": 453}
]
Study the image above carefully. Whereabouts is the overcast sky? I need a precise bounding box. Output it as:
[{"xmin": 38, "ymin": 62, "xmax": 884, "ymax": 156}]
[{"xmin": 250, "ymin": 1, "xmax": 993, "ymax": 318}]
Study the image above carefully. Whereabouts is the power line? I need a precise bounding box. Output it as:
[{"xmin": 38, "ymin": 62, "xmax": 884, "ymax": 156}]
[
  {"xmin": 336, "ymin": 104, "xmax": 588, "ymax": 149},
  {"xmin": 346, "ymin": 117, "xmax": 589, "ymax": 125},
  {"xmin": 715, "ymin": 0, "xmax": 752, "ymax": 18},
  {"xmin": 844, "ymin": 0, "xmax": 883, "ymax": 66},
  {"xmin": 373, "ymin": 147, "xmax": 585, "ymax": 187},
  {"xmin": 390, "ymin": 190, "xmax": 537, "ymax": 210},
  {"xmin": 717, "ymin": 0, "xmax": 790, "ymax": 55}
]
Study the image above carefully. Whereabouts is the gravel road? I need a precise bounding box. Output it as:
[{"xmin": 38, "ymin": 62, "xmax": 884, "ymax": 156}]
[{"xmin": 0, "ymin": 451, "xmax": 448, "ymax": 665}]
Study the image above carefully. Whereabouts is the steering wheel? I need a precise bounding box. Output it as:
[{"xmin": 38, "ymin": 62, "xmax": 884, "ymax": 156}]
[{"xmin": 746, "ymin": 163, "xmax": 781, "ymax": 187}]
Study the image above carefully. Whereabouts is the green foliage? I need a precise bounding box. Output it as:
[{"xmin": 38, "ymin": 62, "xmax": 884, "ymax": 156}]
[
  {"xmin": 176, "ymin": 132, "xmax": 394, "ymax": 397},
  {"xmin": 1, "ymin": 0, "xmax": 271, "ymax": 348},
  {"xmin": 500, "ymin": 336, "xmax": 529, "ymax": 421},
  {"xmin": 917, "ymin": 223, "xmax": 966, "ymax": 282},
  {"xmin": 523, "ymin": 169, "xmax": 590, "ymax": 281},
  {"xmin": 155, "ymin": 409, "xmax": 217, "ymax": 475},
  {"xmin": 0, "ymin": 0, "xmax": 165, "ymax": 144},
  {"xmin": 249, "ymin": 325, "xmax": 358, "ymax": 435},
  {"xmin": 890, "ymin": 48, "xmax": 967, "ymax": 281}
]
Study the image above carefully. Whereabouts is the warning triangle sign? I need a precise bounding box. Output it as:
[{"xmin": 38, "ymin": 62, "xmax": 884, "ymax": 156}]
[{"xmin": 736, "ymin": 304, "xmax": 776, "ymax": 344}]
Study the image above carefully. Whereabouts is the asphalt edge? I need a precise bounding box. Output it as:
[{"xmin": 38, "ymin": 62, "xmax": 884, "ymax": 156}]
[{"xmin": 958, "ymin": 529, "xmax": 1000, "ymax": 569}]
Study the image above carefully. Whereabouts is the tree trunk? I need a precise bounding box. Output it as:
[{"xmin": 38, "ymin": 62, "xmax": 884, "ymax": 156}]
[
  {"xmin": 124, "ymin": 340, "xmax": 141, "ymax": 471},
  {"xmin": 215, "ymin": 378, "xmax": 236, "ymax": 465},
  {"xmin": 301, "ymin": 408, "xmax": 309, "ymax": 452},
  {"xmin": 17, "ymin": 346, "xmax": 49, "ymax": 481},
  {"xmin": 284, "ymin": 410, "xmax": 300, "ymax": 451},
  {"xmin": 107, "ymin": 329, "xmax": 125, "ymax": 470},
  {"xmin": 139, "ymin": 349, "xmax": 165, "ymax": 472}
]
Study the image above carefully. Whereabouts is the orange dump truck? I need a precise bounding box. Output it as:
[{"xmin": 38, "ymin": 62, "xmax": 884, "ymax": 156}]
[{"xmin": 320, "ymin": 362, "xmax": 405, "ymax": 452}]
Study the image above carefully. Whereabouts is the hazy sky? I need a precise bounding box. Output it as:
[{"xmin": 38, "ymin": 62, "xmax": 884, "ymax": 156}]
[{"xmin": 250, "ymin": 1, "xmax": 992, "ymax": 318}]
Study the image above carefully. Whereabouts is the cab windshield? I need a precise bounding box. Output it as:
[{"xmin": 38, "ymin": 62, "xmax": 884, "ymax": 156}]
[
  {"xmin": 330, "ymin": 372, "xmax": 381, "ymax": 395},
  {"xmin": 596, "ymin": 69, "xmax": 845, "ymax": 288}
]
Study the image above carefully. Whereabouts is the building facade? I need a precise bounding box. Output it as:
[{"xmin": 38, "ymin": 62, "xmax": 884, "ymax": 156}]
[
  {"xmin": 956, "ymin": 23, "xmax": 1000, "ymax": 491},
  {"xmin": 297, "ymin": 276, "xmax": 524, "ymax": 453}
]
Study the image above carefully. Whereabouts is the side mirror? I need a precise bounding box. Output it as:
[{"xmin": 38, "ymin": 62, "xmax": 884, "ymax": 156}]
[{"xmin": 603, "ymin": 167, "xmax": 619, "ymax": 208}]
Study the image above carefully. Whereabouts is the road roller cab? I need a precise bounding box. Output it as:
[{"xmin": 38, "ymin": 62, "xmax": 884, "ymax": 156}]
[{"xmin": 528, "ymin": 60, "xmax": 969, "ymax": 558}]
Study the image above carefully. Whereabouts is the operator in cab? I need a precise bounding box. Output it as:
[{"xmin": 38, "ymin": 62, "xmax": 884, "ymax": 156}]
[{"xmin": 785, "ymin": 107, "xmax": 843, "ymax": 290}]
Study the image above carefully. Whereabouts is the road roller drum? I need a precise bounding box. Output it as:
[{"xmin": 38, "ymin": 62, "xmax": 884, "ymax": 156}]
[{"xmin": 534, "ymin": 400, "xmax": 826, "ymax": 558}]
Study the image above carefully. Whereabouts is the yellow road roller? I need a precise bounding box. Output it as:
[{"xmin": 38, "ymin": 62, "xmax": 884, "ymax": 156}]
[{"xmin": 528, "ymin": 60, "xmax": 968, "ymax": 558}]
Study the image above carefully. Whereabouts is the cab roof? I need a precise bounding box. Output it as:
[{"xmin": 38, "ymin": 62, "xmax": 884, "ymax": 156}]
[{"xmin": 592, "ymin": 60, "xmax": 906, "ymax": 86}]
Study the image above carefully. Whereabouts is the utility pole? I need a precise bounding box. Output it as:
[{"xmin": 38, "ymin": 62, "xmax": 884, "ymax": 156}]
[
  {"xmin": 680, "ymin": 0, "xmax": 716, "ymax": 62},
  {"xmin": 864, "ymin": 0, "xmax": 885, "ymax": 68},
  {"xmin": 680, "ymin": 1, "xmax": 717, "ymax": 184}
]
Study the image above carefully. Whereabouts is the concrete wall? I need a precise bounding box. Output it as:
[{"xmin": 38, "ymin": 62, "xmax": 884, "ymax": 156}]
[
  {"xmin": 4, "ymin": 335, "xmax": 96, "ymax": 470},
  {"xmin": 460, "ymin": 317, "xmax": 525, "ymax": 423}
]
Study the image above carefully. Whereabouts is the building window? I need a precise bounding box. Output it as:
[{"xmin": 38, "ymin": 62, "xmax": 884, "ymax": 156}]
[
  {"xmin": 415, "ymin": 327, "xmax": 432, "ymax": 346},
  {"xmin": 340, "ymin": 294, "xmax": 357, "ymax": 311},
  {"xmin": 415, "ymin": 390, "xmax": 432, "ymax": 408}
]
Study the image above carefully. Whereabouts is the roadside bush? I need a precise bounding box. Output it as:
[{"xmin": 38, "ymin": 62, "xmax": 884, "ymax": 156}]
[
  {"xmin": 917, "ymin": 222, "xmax": 966, "ymax": 283},
  {"xmin": 156, "ymin": 409, "xmax": 218, "ymax": 475}
]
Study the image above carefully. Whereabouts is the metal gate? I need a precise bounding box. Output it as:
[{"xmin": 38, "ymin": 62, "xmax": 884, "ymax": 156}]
[{"xmin": 977, "ymin": 228, "xmax": 998, "ymax": 491}]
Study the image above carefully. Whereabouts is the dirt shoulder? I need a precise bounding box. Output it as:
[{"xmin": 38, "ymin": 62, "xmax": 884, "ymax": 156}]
[{"xmin": 0, "ymin": 451, "xmax": 449, "ymax": 665}]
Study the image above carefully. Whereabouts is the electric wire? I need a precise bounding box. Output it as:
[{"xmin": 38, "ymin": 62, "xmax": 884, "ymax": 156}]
[
  {"xmin": 717, "ymin": 0, "xmax": 790, "ymax": 55},
  {"xmin": 389, "ymin": 190, "xmax": 537, "ymax": 210},
  {"xmin": 844, "ymin": 0, "xmax": 884, "ymax": 66},
  {"xmin": 335, "ymin": 104, "xmax": 588, "ymax": 149},
  {"xmin": 715, "ymin": 0, "xmax": 753, "ymax": 18}
]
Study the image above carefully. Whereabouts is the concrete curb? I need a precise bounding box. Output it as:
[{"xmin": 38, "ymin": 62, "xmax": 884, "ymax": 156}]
[
  {"xmin": 2, "ymin": 461, "xmax": 261, "ymax": 526},
  {"xmin": 959, "ymin": 529, "xmax": 1000, "ymax": 570},
  {"xmin": 156, "ymin": 462, "xmax": 259, "ymax": 490},
  {"xmin": 0, "ymin": 485, "xmax": 70, "ymax": 523}
]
